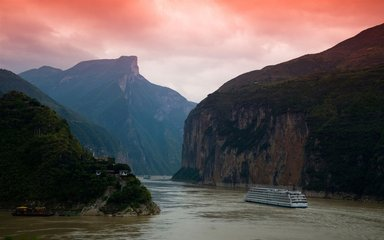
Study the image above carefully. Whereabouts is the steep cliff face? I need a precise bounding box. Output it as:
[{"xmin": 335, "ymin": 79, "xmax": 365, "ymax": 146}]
[
  {"xmin": 182, "ymin": 104, "xmax": 308, "ymax": 186},
  {"xmin": 176, "ymin": 24, "xmax": 384, "ymax": 198}
]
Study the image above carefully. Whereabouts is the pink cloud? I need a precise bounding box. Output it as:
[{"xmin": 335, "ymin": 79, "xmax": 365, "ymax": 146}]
[{"xmin": 0, "ymin": 0, "xmax": 383, "ymax": 102}]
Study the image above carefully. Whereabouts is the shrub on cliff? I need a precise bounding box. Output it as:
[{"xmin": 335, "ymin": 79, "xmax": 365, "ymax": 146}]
[{"xmin": 102, "ymin": 175, "xmax": 152, "ymax": 213}]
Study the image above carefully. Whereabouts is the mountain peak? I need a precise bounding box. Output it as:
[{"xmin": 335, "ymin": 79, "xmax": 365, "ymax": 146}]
[
  {"xmin": 19, "ymin": 56, "xmax": 197, "ymax": 175},
  {"xmin": 116, "ymin": 56, "xmax": 139, "ymax": 75},
  {"xmin": 65, "ymin": 55, "xmax": 140, "ymax": 76},
  {"xmin": 38, "ymin": 65, "xmax": 63, "ymax": 72},
  {"xmin": 117, "ymin": 55, "xmax": 137, "ymax": 61}
]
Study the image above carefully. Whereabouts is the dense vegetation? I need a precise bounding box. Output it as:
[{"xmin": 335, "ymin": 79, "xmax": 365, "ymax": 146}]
[
  {"xmin": 0, "ymin": 92, "xmax": 153, "ymax": 207},
  {"xmin": 0, "ymin": 91, "xmax": 109, "ymax": 204},
  {"xmin": 102, "ymin": 174, "xmax": 152, "ymax": 213},
  {"xmin": 304, "ymin": 68, "xmax": 384, "ymax": 197}
]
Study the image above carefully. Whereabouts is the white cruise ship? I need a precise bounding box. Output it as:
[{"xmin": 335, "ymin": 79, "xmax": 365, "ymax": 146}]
[{"xmin": 245, "ymin": 187, "xmax": 308, "ymax": 208}]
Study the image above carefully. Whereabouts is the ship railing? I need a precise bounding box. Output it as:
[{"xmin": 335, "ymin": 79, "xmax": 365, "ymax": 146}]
[{"xmin": 247, "ymin": 184, "xmax": 302, "ymax": 191}]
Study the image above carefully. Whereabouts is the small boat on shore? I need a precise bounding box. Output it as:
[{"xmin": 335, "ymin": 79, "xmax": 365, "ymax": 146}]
[
  {"xmin": 245, "ymin": 187, "xmax": 308, "ymax": 208},
  {"xmin": 12, "ymin": 206, "xmax": 54, "ymax": 216}
]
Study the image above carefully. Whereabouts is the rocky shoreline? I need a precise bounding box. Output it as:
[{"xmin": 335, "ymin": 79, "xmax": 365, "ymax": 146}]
[
  {"xmin": 2, "ymin": 200, "xmax": 160, "ymax": 217},
  {"xmin": 81, "ymin": 199, "xmax": 160, "ymax": 217},
  {"xmin": 2, "ymin": 175, "xmax": 161, "ymax": 217}
]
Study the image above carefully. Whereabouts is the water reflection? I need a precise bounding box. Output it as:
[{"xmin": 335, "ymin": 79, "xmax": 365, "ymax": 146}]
[{"xmin": 1, "ymin": 180, "xmax": 383, "ymax": 240}]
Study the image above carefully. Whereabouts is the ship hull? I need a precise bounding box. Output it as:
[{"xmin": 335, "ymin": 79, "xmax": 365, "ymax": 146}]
[{"xmin": 245, "ymin": 187, "xmax": 308, "ymax": 208}]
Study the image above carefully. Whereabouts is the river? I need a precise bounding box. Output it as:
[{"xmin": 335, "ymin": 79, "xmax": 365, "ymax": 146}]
[{"xmin": 1, "ymin": 179, "xmax": 383, "ymax": 240}]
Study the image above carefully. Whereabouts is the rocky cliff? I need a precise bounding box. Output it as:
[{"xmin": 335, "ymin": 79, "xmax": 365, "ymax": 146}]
[
  {"xmin": 182, "ymin": 105, "xmax": 308, "ymax": 187},
  {"xmin": 175, "ymin": 24, "xmax": 384, "ymax": 198}
]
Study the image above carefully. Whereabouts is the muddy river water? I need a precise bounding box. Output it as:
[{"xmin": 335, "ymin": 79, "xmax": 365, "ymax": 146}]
[{"xmin": 1, "ymin": 180, "xmax": 383, "ymax": 239}]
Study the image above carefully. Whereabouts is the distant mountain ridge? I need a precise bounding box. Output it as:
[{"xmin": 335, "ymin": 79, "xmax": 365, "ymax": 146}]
[
  {"xmin": 176, "ymin": 23, "xmax": 384, "ymax": 199},
  {"xmin": 0, "ymin": 69, "xmax": 120, "ymax": 157},
  {"xmin": 20, "ymin": 56, "xmax": 196, "ymax": 175},
  {"xmin": 220, "ymin": 23, "xmax": 384, "ymax": 92}
]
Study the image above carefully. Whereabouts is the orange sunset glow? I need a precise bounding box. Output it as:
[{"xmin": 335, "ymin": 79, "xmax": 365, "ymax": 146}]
[{"xmin": 1, "ymin": 0, "xmax": 383, "ymax": 101}]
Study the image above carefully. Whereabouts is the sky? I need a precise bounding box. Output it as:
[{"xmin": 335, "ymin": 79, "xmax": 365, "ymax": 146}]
[{"xmin": 1, "ymin": 0, "xmax": 383, "ymax": 102}]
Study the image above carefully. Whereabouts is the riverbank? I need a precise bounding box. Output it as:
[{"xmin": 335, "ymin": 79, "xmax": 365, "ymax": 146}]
[
  {"xmin": 1, "ymin": 201, "xmax": 160, "ymax": 217},
  {"xmin": 177, "ymin": 181, "xmax": 384, "ymax": 203},
  {"xmin": 1, "ymin": 174, "xmax": 161, "ymax": 217}
]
